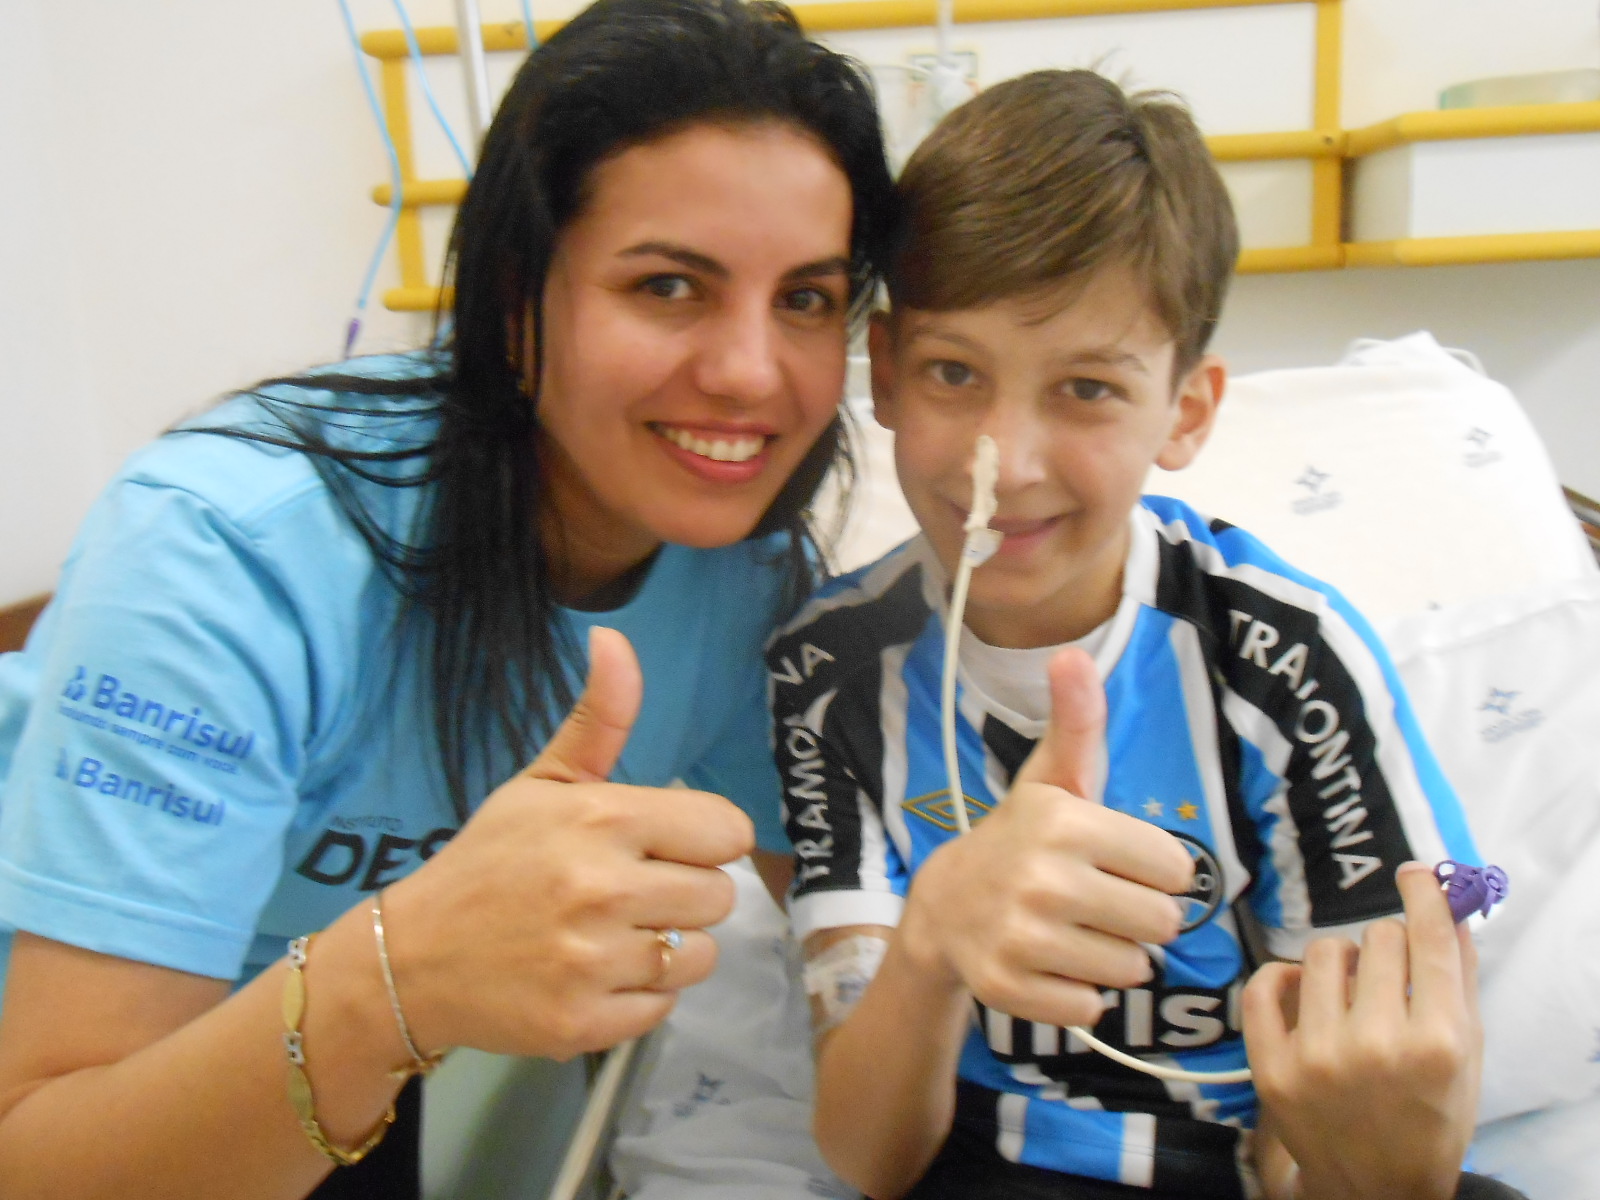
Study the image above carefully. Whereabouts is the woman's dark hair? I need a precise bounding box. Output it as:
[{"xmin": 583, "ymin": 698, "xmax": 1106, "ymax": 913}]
[{"xmin": 197, "ymin": 0, "xmax": 894, "ymax": 820}]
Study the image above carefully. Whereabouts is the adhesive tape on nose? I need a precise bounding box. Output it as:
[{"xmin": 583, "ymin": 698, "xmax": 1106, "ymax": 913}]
[{"xmin": 965, "ymin": 436, "xmax": 1000, "ymax": 533}]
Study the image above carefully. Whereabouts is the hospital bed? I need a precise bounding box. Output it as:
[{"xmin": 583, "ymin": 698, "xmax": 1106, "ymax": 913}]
[
  {"xmin": 418, "ymin": 332, "xmax": 1599, "ymax": 1200},
  {"xmin": 0, "ymin": 339, "xmax": 1589, "ymax": 1191}
]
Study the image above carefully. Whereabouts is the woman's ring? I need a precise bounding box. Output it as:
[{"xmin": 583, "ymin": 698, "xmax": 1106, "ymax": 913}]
[{"xmin": 654, "ymin": 928, "xmax": 684, "ymax": 987}]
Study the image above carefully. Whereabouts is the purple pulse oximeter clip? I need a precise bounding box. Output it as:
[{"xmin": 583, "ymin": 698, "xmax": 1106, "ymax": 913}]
[{"xmin": 1434, "ymin": 860, "xmax": 1509, "ymax": 923}]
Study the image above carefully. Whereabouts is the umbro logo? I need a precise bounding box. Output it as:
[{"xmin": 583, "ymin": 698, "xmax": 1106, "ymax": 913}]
[{"xmin": 903, "ymin": 789, "xmax": 994, "ymax": 832}]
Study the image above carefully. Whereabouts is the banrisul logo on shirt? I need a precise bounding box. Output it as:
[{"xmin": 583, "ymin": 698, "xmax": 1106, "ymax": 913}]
[
  {"xmin": 59, "ymin": 751, "xmax": 225, "ymax": 827},
  {"xmin": 1290, "ymin": 465, "xmax": 1341, "ymax": 515},
  {"xmin": 57, "ymin": 665, "xmax": 255, "ymax": 781}
]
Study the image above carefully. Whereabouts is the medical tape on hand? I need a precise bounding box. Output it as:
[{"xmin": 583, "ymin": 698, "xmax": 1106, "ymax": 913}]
[{"xmin": 802, "ymin": 933, "xmax": 889, "ymax": 1035}]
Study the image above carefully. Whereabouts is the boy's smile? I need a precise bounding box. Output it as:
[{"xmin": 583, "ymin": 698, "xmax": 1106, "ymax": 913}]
[{"xmin": 870, "ymin": 266, "xmax": 1225, "ymax": 650}]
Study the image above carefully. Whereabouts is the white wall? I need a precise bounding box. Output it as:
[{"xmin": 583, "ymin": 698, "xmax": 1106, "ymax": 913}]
[
  {"xmin": 3, "ymin": 0, "xmax": 1598, "ymax": 606},
  {"xmin": 824, "ymin": 0, "xmax": 1600, "ymax": 499},
  {"xmin": 1226, "ymin": 0, "xmax": 1600, "ymax": 501}
]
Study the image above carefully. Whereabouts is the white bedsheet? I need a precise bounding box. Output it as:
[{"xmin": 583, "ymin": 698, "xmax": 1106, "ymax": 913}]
[{"xmin": 609, "ymin": 858, "xmax": 858, "ymax": 1200}]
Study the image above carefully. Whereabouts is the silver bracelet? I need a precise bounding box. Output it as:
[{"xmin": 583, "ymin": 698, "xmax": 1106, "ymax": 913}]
[{"xmin": 371, "ymin": 891, "xmax": 446, "ymax": 1079}]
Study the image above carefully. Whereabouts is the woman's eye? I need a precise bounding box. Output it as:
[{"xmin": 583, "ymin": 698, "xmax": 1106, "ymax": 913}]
[
  {"xmin": 779, "ymin": 287, "xmax": 837, "ymax": 316},
  {"xmin": 641, "ymin": 275, "xmax": 694, "ymax": 301},
  {"xmin": 929, "ymin": 360, "xmax": 974, "ymax": 388}
]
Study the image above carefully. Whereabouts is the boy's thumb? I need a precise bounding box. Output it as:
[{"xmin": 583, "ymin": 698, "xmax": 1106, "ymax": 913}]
[
  {"xmin": 521, "ymin": 626, "xmax": 643, "ymax": 785},
  {"xmin": 1012, "ymin": 646, "xmax": 1105, "ymax": 800}
]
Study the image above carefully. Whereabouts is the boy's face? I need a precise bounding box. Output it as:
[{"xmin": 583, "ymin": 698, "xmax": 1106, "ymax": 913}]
[{"xmin": 870, "ymin": 265, "xmax": 1224, "ymax": 649}]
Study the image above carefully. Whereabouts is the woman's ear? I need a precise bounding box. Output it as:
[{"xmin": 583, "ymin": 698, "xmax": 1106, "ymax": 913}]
[
  {"xmin": 504, "ymin": 301, "xmax": 537, "ymax": 396},
  {"xmin": 866, "ymin": 313, "xmax": 900, "ymax": 432},
  {"xmin": 1155, "ymin": 353, "xmax": 1226, "ymax": 472},
  {"xmin": 525, "ymin": 304, "xmax": 539, "ymax": 395}
]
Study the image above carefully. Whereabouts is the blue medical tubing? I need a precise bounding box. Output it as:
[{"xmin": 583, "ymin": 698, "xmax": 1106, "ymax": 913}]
[
  {"xmin": 390, "ymin": 0, "xmax": 475, "ymax": 178},
  {"xmin": 337, "ymin": 0, "xmax": 405, "ymax": 359}
]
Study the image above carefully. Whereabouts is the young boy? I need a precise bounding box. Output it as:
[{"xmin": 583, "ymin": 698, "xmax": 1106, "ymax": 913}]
[{"xmin": 768, "ymin": 71, "xmax": 1500, "ymax": 1200}]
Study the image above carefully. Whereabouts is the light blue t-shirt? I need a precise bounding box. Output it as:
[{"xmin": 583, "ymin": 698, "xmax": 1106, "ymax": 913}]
[{"xmin": 0, "ymin": 360, "xmax": 794, "ymax": 995}]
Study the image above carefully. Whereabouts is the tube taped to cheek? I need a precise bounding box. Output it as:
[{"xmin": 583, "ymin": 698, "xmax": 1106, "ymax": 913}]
[{"xmin": 802, "ymin": 933, "xmax": 889, "ymax": 1035}]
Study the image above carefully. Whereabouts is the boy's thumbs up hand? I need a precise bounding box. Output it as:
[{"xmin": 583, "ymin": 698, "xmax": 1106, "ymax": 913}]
[
  {"xmin": 899, "ymin": 646, "xmax": 1195, "ymax": 1031},
  {"xmin": 1011, "ymin": 643, "xmax": 1109, "ymax": 798},
  {"xmin": 378, "ymin": 627, "xmax": 754, "ymax": 1063}
]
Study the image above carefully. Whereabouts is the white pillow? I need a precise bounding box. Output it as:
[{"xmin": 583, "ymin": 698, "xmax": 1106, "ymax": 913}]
[
  {"xmin": 1151, "ymin": 332, "xmax": 1596, "ymax": 622},
  {"xmin": 1471, "ymin": 832, "xmax": 1600, "ymax": 1126},
  {"xmin": 819, "ymin": 393, "xmax": 918, "ymax": 574},
  {"xmin": 1472, "ymin": 1090, "xmax": 1600, "ymax": 1200},
  {"xmin": 1384, "ymin": 577, "xmax": 1600, "ymax": 1122}
]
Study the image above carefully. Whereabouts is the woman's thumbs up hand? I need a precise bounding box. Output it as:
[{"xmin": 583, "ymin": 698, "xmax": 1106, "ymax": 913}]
[
  {"xmin": 519, "ymin": 625, "xmax": 645, "ymax": 784},
  {"xmin": 380, "ymin": 627, "xmax": 755, "ymax": 1061},
  {"xmin": 898, "ymin": 646, "xmax": 1194, "ymax": 1030}
]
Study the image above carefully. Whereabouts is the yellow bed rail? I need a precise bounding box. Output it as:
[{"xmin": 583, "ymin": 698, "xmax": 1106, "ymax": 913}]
[
  {"xmin": 1340, "ymin": 101, "xmax": 1600, "ymax": 268},
  {"xmin": 1345, "ymin": 100, "xmax": 1600, "ymax": 158},
  {"xmin": 1345, "ymin": 230, "xmax": 1600, "ymax": 269},
  {"xmin": 368, "ymin": 0, "xmax": 1345, "ymax": 308},
  {"xmin": 359, "ymin": 0, "xmax": 1307, "ymax": 55},
  {"xmin": 362, "ymin": 0, "xmax": 1600, "ymax": 310}
]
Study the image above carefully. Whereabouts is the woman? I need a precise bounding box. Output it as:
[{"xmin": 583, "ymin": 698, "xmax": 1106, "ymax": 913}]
[{"xmin": 0, "ymin": 2, "xmax": 894, "ymax": 1196}]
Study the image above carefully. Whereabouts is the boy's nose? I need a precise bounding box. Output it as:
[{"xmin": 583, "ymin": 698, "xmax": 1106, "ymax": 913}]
[
  {"xmin": 694, "ymin": 301, "xmax": 783, "ymax": 407},
  {"xmin": 976, "ymin": 408, "xmax": 1049, "ymax": 492}
]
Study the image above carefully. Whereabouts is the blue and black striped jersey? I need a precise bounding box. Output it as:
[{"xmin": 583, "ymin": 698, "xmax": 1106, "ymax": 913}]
[{"xmin": 767, "ymin": 496, "xmax": 1477, "ymax": 1195}]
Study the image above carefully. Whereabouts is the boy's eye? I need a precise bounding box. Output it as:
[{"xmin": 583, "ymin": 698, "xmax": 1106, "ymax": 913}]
[
  {"xmin": 640, "ymin": 274, "xmax": 695, "ymax": 301},
  {"xmin": 1065, "ymin": 377, "xmax": 1115, "ymax": 402},
  {"xmin": 929, "ymin": 360, "xmax": 974, "ymax": 388}
]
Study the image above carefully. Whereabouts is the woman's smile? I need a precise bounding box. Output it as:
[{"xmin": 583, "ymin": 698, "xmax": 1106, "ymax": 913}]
[{"xmin": 650, "ymin": 421, "xmax": 777, "ymax": 482}]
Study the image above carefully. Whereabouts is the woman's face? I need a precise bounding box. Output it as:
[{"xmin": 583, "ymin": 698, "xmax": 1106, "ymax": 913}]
[{"xmin": 534, "ymin": 121, "xmax": 855, "ymax": 598}]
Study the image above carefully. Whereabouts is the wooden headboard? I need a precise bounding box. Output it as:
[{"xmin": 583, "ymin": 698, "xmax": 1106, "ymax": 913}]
[{"xmin": 0, "ymin": 595, "xmax": 48, "ymax": 655}]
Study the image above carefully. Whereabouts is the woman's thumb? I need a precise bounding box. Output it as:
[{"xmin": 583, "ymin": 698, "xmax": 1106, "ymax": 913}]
[
  {"xmin": 521, "ymin": 626, "xmax": 643, "ymax": 784},
  {"xmin": 1012, "ymin": 646, "xmax": 1105, "ymax": 799}
]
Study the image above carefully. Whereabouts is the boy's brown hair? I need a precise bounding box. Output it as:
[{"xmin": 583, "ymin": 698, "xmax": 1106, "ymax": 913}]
[{"xmin": 887, "ymin": 69, "xmax": 1239, "ymax": 374}]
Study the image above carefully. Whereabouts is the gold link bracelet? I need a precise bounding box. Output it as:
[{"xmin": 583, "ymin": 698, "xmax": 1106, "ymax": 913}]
[{"xmin": 282, "ymin": 933, "xmax": 397, "ymax": 1167}]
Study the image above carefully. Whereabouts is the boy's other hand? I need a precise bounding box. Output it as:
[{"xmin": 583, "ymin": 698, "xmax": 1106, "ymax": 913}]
[
  {"xmin": 1243, "ymin": 862, "xmax": 1481, "ymax": 1200},
  {"xmin": 899, "ymin": 647, "xmax": 1195, "ymax": 1029}
]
